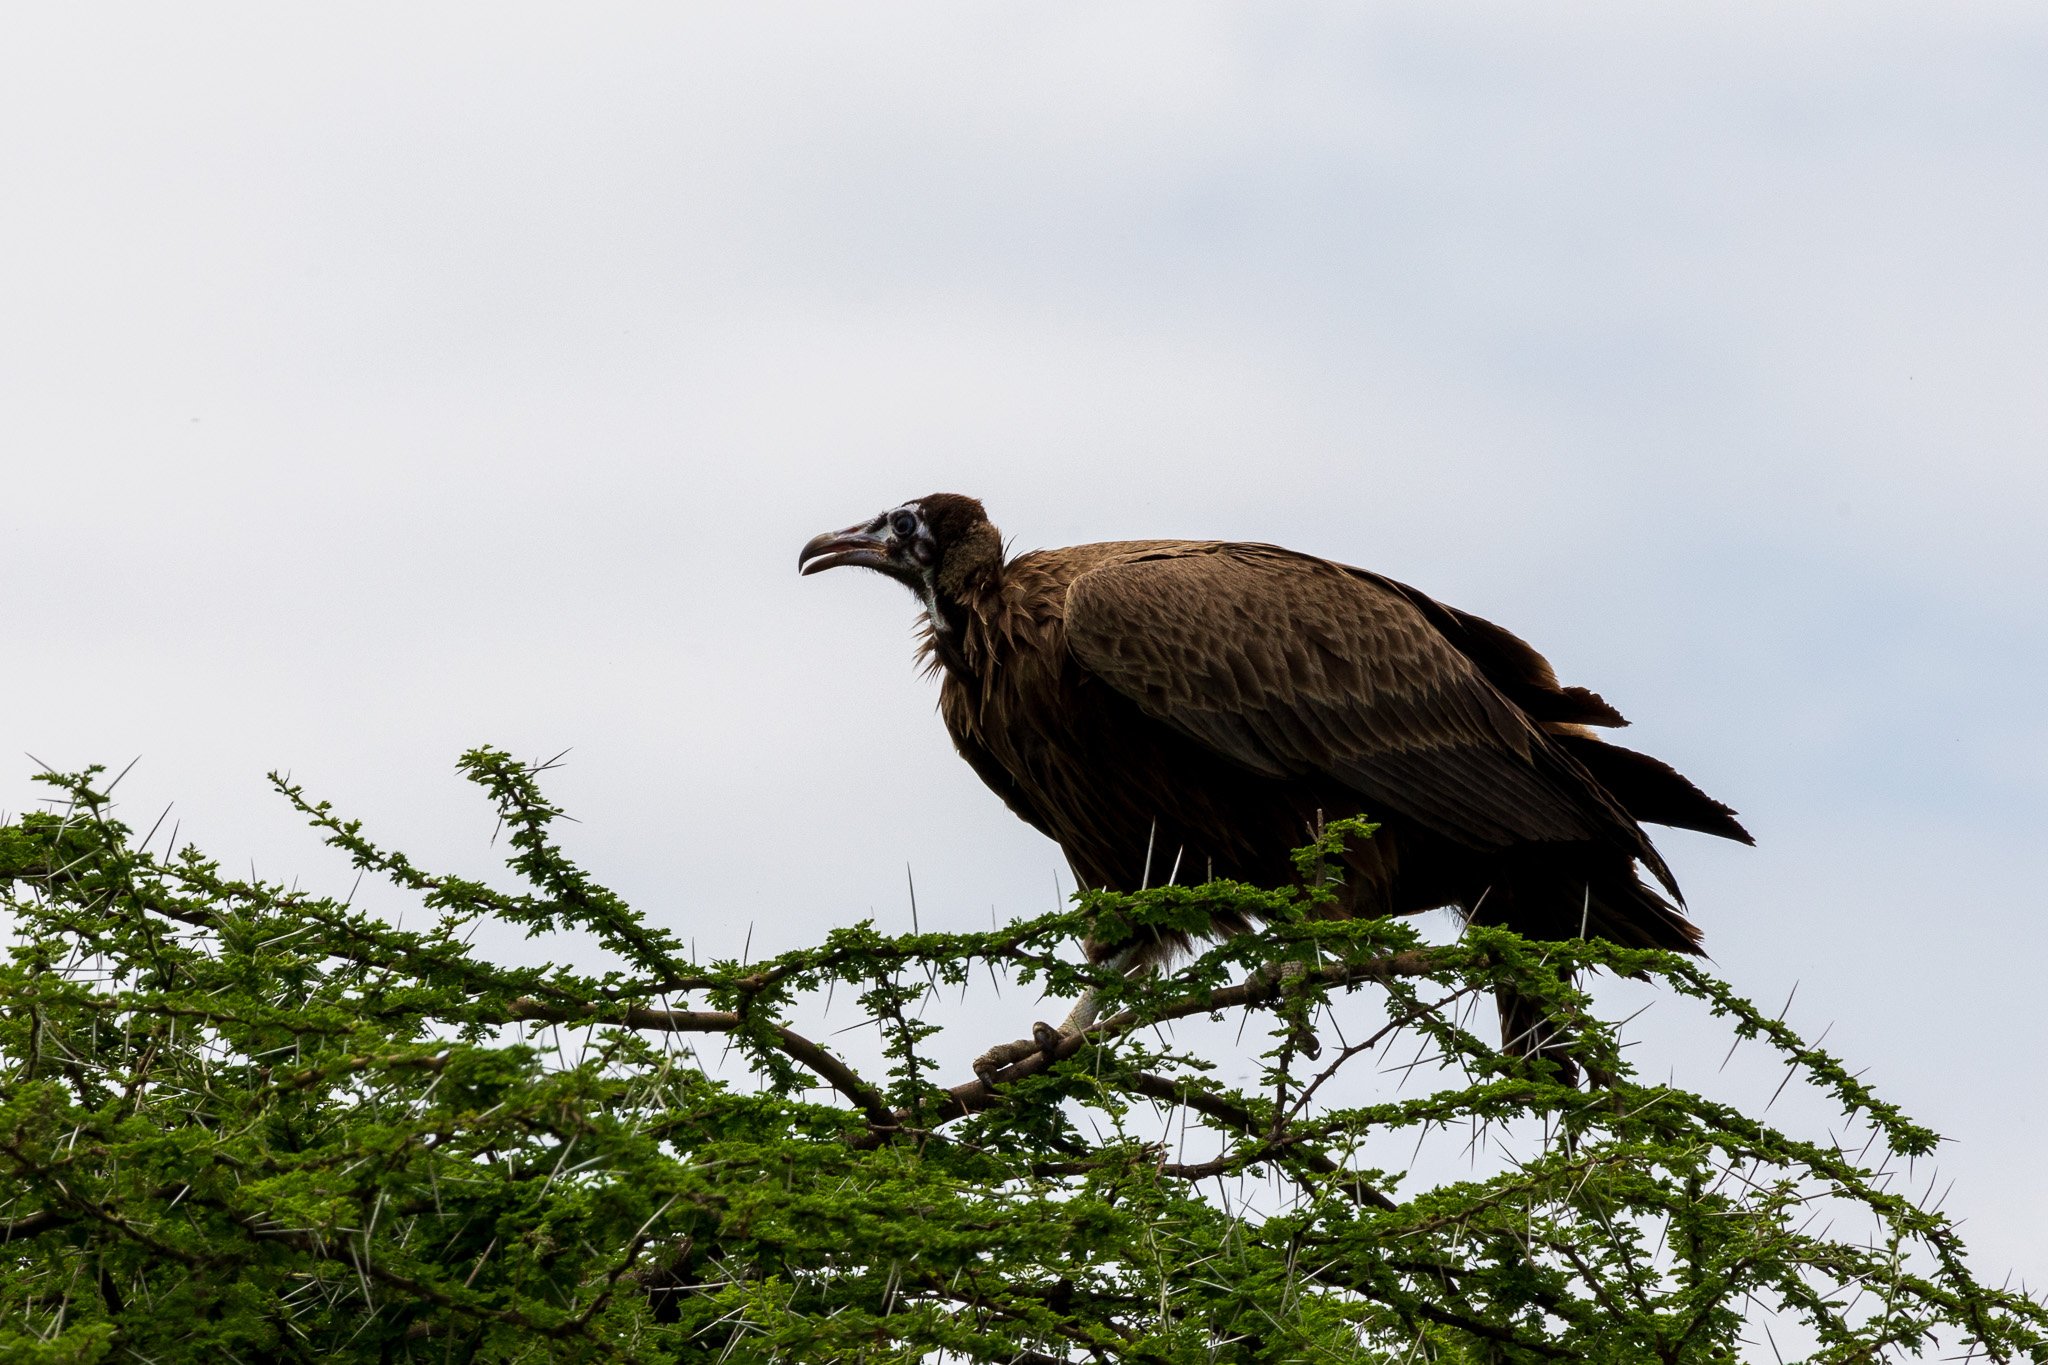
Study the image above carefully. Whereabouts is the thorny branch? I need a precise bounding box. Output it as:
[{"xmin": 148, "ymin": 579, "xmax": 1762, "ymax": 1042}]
[{"xmin": 0, "ymin": 753, "xmax": 2040, "ymax": 1365}]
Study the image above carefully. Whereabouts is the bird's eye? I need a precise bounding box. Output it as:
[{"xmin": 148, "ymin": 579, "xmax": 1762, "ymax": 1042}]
[{"xmin": 891, "ymin": 512, "xmax": 918, "ymax": 538}]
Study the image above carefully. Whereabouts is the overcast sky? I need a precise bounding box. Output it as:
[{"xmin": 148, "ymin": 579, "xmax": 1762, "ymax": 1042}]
[{"xmin": 4, "ymin": 2, "xmax": 2045, "ymax": 1293}]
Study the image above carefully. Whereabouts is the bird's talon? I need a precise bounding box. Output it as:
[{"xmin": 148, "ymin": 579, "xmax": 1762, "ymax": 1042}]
[
  {"xmin": 971, "ymin": 1035, "xmax": 1040, "ymax": 1084},
  {"xmin": 972, "ymin": 1023, "xmax": 1076, "ymax": 1087}
]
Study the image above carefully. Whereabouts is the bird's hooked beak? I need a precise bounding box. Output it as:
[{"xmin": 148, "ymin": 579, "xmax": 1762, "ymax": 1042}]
[{"xmin": 799, "ymin": 519, "xmax": 896, "ymax": 577}]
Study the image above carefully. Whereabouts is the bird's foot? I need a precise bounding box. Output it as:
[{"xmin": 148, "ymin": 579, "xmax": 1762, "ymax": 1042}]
[{"xmin": 972, "ymin": 1021, "xmax": 1073, "ymax": 1086}]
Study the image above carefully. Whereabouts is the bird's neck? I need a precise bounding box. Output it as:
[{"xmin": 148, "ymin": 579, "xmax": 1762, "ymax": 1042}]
[{"xmin": 922, "ymin": 556, "xmax": 1005, "ymax": 680}]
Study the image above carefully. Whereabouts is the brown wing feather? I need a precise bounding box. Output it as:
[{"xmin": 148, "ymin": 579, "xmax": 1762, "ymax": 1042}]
[
  {"xmin": 1552, "ymin": 734, "xmax": 1754, "ymax": 844},
  {"xmin": 1368, "ymin": 575, "xmax": 1630, "ymax": 728},
  {"xmin": 947, "ymin": 720, "xmax": 1061, "ymax": 842},
  {"xmin": 1062, "ymin": 543, "xmax": 1661, "ymax": 871}
]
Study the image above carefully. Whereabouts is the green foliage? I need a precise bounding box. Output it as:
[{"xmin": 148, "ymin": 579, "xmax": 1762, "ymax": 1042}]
[{"xmin": 0, "ymin": 752, "xmax": 2040, "ymax": 1363}]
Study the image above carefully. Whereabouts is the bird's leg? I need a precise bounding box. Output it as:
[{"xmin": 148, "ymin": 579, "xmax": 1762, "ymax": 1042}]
[
  {"xmin": 972, "ymin": 948, "xmax": 1140, "ymax": 1085},
  {"xmin": 1495, "ymin": 972, "xmax": 1588, "ymax": 1089},
  {"xmin": 1252, "ymin": 958, "xmax": 1323, "ymax": 1060},
  {"xmin": 1057, "ymin": 987, "xmax": 1104, "ymax": 1036}
]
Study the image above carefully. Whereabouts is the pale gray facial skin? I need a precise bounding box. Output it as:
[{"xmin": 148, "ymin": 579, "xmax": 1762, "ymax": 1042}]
[{"xmin": 799, "ymin": 504, "xmax": 947, "ymax": 632}]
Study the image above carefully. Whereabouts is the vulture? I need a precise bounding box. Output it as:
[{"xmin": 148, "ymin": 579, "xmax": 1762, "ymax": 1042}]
[{"xmin": 800, "ymin": 493, "xmax": 1749, "ymax": 1073}]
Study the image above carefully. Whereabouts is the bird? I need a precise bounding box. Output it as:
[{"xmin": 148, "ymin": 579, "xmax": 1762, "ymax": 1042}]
[{"xmin": 799, "ymin": 493, "xmax": 1750, "ymax": 1077}]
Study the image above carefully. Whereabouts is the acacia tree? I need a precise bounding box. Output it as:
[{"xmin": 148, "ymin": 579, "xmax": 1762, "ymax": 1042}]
[{"xmin": 0, "ymin": 751, "xmax": 2040, "ymax": 1364}]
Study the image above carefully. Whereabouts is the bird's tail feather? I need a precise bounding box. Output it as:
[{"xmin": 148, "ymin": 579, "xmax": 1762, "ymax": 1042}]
[
  {"xmin": 1473, "ymin": 854, "xmax": 1703, "ymax": 956},
  {"xmin": 1472, "ymin": 857, "xmax": 1704, "ymax": 1086},
  {"xmin": 1554, "ymin": 734, "xmax": 1753, "ymax": 845}
]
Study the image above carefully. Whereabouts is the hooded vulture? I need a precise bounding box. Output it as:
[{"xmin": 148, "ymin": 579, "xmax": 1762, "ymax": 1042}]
[{"xmin": 800, "ymin": 493, "xmax": 1749, "ymax": 1069}]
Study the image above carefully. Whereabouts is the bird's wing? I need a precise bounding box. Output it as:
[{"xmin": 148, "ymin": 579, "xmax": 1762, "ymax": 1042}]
[
  {"xmin": 1062, "ymin": 544, "xmax": 1644, "ymax": 856},
  {"xmin": 938, "ymin": 676, "xmax": 1063, "ymax": 841}
]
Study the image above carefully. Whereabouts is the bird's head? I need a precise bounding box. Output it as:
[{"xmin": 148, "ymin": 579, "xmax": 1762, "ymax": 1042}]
[{"xmin": 798, "ymin": 493, "xmax": 1002, "ymax": 603}]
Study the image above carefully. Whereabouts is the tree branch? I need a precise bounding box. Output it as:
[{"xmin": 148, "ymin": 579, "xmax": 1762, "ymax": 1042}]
[
  {"xmin": 853, "ymin": 948, "xmax": 1445, "ymax": 1151},
  {"xmin": 0, "ymin": 1208, "xmax": 67, "ymax": 1241},
  {"xmin": 502, "ymin": 997, "xmax": 897, "ymax": 1129}
]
